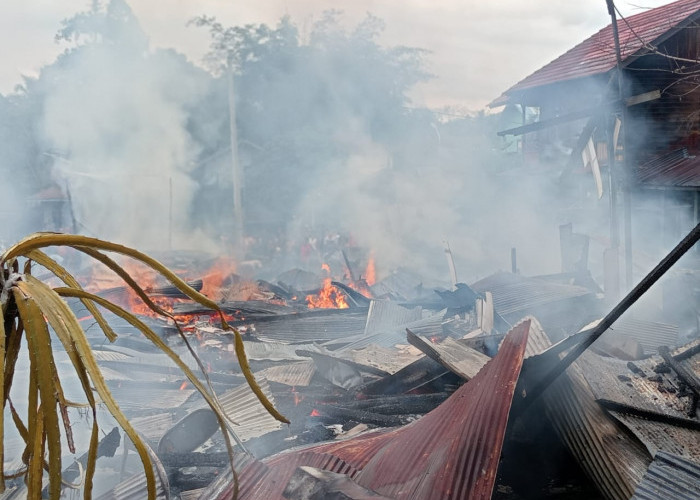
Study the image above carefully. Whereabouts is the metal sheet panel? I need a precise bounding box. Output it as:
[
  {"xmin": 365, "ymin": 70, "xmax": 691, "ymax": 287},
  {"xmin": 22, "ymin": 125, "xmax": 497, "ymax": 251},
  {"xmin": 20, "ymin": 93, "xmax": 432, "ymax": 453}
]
[
  {"xmin": 255, "ymin": 361, "xmax": 316, "ymax": 386},
  {"xmin": 492, "ymin": 0, "xmax": 700, "ymax": 103},
  {"xmin": 363, "ymin": 300, "xmax": 422, "ymax": 334},
  {"xmin": 251, "ymin": 310, "xmax": 368, "ymax": 344},
  {"xmin": 524, "ymin": 317, "xmax": 651, "ymax": 500},
  {"xmin": 471, "ymin": 272, "xmax": 592, "ymax": 317},
  {"xmin": 637, "ymin": 149, "xmax": 700, "ymax": 189},
  {"xmin": 596, "ymin": 317, "xmax": 679, "ymax": 354},
  {"xmin": 195, "ymin": 378, "xmax": 283, "ymax": 442},
  {"xmin": 631, "ymin": 451, "xmax": 700, "ymax": 500},
  {"xmin": 213, "ymin": 320, "xmax": 531, "ymax": 500},
  {"xmin": 609, "ymin": 412, "xmax": 700, "ymax": 463}
]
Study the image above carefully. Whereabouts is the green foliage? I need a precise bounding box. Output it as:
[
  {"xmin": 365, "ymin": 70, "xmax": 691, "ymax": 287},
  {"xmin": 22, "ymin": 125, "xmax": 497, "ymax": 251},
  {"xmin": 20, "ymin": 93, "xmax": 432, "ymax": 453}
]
[{"xmin": 0, "ymin": 233, "xmax": 286, "ymax": 498}]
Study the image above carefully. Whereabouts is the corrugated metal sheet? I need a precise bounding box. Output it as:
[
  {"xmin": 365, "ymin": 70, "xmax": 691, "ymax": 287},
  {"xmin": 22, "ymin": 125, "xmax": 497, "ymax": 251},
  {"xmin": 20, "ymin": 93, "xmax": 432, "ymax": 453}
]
[
  {"xmin": 251, "ymin": 310, "xmax": 368, "ymax": 343},
  {"xmin": 492, "ymin": 0, "xmax": 700, "ymax": 104},
  {"xmin": 363, "ymin": 300, "xmax": 422, "ymax": 334},
  {"xmin": 96, "ymin": 446, "xmax": 169, "ymax": 500},
  {"xmin": 337, "ymin": 312, "xmax": 444, "ymax": 351},
  {"xmin": 242, "ymin": 341, "xmax": 319, "ymax": 361},
  {"xmin": 637, "ymin": 149, "xmax": 700, "ymax": 189},
  {"xmin": 178, "ymin": 488, "xmax": 206, "ymax": 500},
  {"xmin": 255, "ymin": 360, "xmax": 316, "ymax": 386},
  {"xmin": 524, "ymin": 317, "xmax": 651, "ymax": 500},
  {"xmin": 631, "ymin": 451, "xmax": 700, "ymax": 500},
  {"xmin": 595, "ymin": 316, "xmax": 679, "ymax": 354},
  {"xmin": 579, "ymin": 350, "xmax": 694, "ymax": 419},
  {"xmin": 130, "ymin": 412, "xmax": 176, "ymax": 442},
  {"xmin": 348, "ymin": 344, "xmax": 424, "ymax": 375},
  {"xmin": 578, "ymin": 338, "xmax": 700, "ymax": 464},
  {"xmin": 213, "ymin": 320, "xmax": 531, "ymax": 500},
  {"xmin": 108, "ymin": 388, "xmax": 195, "ymax": 412},
  {"xmin": 471, "ymin": 272, "xmax": 592, "ymax": 317},
  {"xmin": 195, "ymin": 377, "xmax": 283, "ymax": 442},
  {"xmin": 608, "ymin": 412, "xmax": 700, "ymax": 463}
]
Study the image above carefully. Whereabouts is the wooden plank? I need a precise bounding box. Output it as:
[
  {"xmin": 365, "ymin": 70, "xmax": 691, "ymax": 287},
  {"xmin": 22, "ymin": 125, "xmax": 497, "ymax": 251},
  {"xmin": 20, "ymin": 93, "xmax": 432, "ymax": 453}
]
[{"xmin": 406, "ymin": 329, "xmax": 490, "ymax": 380}]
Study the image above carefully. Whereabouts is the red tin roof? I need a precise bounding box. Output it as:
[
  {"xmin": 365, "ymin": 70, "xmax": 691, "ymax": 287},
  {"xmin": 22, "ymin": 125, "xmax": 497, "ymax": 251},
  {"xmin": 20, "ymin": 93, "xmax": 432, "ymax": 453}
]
[
  {"xmin": 214, "ymin": 320, "xmax": 531, "ymax": 500},
  {"xmin": 492, "ymin": 0, "xmax": 700, "ymax": 106}
]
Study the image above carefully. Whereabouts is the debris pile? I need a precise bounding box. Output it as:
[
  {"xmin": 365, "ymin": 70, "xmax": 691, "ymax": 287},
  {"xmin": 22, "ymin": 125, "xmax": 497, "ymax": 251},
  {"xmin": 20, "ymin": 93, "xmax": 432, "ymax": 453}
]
[{"xmin": 2, "ymin": 225, "xmax": 699, "ymax": 500}]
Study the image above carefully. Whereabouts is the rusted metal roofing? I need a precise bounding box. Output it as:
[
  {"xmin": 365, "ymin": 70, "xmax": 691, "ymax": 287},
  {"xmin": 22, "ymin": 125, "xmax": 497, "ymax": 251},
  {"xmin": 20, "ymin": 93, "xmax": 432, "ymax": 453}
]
[
  {"xmin": 211, "ymin": 320, "xmax": 531, "ymax": 500},
  {"xmin": 636, "ymin": 149, "xmax": 700, "ymax": 189},
  {"xmin": 524, "ymin": 317, "xmax": 651, "ymax": 500},
  {"xmin": 471, "ymin": 272, "xmax": 592, "ymax": 317},
  {"xmin": 492, "ymin": 0, "xmax": 700, "ymax": 105},
  {"xmin": 631, "ymin": 451, "xmax": 700, "ymax": 500}
]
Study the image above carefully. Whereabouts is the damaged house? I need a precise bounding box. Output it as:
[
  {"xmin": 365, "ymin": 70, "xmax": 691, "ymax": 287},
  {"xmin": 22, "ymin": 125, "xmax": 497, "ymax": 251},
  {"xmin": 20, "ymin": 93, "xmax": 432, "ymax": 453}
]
[{"xmin": 491, "ymin": 0, "xmax": 700, "ymax": 305}]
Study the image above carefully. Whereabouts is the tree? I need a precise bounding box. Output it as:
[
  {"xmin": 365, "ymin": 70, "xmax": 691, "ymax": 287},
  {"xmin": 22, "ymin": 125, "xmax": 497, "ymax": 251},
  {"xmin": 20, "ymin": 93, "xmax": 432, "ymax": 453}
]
[{"xmin": 189, "ymin": 13, "xmax": 432, "ymax": 239}]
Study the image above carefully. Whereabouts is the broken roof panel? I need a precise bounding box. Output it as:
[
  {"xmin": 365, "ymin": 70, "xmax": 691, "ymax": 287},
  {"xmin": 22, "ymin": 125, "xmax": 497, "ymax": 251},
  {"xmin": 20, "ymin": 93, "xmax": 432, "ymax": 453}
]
[
  {"xmin": 250, "ymin": 310, "xmax": 368, "ymax": 343},
  {"xmin": 212, "ymin": 320, "xmax": 531, "ymax": 500},
  {"xmin": 637, "ymin": 149, "xmax": 700, "ymax": 189},
  {"xmin": 254, "ymin": 360, "xmax": 316, "ymax": 386},
  {"xmin": 607, "ymin": 412, "xmax": 700, "ymax": 463},
  {"xmin": 492, "ymin": 0, "xmax": 700, "ymax": 105},
  {"xmin": 471, "ymin": 272, "xmax": 592, "ymax": 318},
  {"xmin": 596, "ymin": 316, "xmax": 679, "ymax": 354},
  {"xmin": 523, "ymin": 317, "xmax": 651, "ymax": 500},
  {"xmin": 631, "ymin": 451, "xmax": 700, "ymax": 500}
]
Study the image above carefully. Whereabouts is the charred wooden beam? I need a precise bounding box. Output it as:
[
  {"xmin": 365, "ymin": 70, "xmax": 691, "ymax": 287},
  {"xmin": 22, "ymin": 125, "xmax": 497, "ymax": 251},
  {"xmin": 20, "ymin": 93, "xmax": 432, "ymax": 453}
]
[
  {"xmin": 333, "ymin": 393, "xmax": 449, "ymax": 415},
  {"xmin": 597, "ymin": 399, "xmax": 700, "ymax": 431},
  {"xmin": 357, "ymin": 356, "xmax": 452, "ymax": 396},
  {"xmin": 314, "ymin": 404, "xmax": 411, "ymax": 427}
]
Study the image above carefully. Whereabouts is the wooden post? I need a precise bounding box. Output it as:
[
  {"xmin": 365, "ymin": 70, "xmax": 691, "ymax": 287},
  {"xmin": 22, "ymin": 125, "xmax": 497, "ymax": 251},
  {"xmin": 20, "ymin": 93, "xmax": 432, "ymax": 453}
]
[{"xmin": 228, "ymin": 65, "xmax": 244, "ymax": 256}]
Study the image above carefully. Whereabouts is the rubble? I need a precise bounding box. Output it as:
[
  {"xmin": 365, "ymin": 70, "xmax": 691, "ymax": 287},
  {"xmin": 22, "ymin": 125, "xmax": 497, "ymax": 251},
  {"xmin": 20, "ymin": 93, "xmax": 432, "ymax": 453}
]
[{"xmin": 8, "ymin": 224, "xmax": 697, "ymax": 500}]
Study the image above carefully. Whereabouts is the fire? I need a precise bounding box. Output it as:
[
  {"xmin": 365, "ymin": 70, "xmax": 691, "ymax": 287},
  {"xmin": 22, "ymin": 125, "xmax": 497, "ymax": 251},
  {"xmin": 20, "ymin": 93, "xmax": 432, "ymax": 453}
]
[
  {"xmin": 306, "ymin": 278, "xmax": 349, "ymax": 309},
  {"xmin": 291, "ymin": 386, "xmax": 303, "ymax": 406},
  {"xmin": 364, "ymin": 255, "xmax": 376, "ymax": 286},
  {"xmin": 200, "ymin": 256, "xmax": 237, "ymax": 300},
  {"xmin": 179, "ymin": 381, "xmax": 189, "ymax": 391},
  {"xmin": 310, "ymin": 409, "xmax": 321, "ymax": 417}
]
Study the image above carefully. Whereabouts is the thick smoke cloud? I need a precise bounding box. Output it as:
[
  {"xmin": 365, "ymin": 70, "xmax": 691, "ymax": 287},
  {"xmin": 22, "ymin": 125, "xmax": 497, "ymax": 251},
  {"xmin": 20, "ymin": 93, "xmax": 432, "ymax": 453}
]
[{"xmin": 39, "ymin": 3, "xmax": 216, "ymax": 252}]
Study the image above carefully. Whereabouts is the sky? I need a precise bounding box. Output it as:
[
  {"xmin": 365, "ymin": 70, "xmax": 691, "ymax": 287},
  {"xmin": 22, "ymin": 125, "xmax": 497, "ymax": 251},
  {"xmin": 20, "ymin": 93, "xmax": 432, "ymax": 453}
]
[{"xmin": 0, "ymin": 0, "xmax": 674, "ymax": 110}]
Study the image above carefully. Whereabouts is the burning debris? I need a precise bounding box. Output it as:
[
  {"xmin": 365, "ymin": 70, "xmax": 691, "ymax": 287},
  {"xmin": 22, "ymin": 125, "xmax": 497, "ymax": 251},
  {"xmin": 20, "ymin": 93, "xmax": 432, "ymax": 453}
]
[{"xmin": 1, "ymin": 224, "xmax": 698, "ymax": 499}]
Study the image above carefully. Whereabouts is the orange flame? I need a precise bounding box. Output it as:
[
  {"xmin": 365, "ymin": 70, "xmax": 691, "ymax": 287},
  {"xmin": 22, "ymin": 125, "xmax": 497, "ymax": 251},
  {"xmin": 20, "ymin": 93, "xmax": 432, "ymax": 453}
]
[
  {"xmin": 179, "ymin": 381, "xmax": 189, "ymax": 391},
  {"xmin": 364, "ymin": 255, "xmax": 376, "ymax": 286},
  {"xmin": 310, "ymin": 409, "xmax": 321, "ymax": 417},
  {"xmin": 200, "ymin": 256, "xmax": 237, "ymax": 299},
  {"xmin": 306, "ymin": 278, "xmax": 349, "ymax": 309}
]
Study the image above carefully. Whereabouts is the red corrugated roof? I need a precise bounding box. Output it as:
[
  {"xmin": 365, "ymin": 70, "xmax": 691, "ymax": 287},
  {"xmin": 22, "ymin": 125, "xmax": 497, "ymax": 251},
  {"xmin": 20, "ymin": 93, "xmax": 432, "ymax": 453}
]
[
  {"xmin": 637, "ymin": 149, "xmax": 700, "ymax": 188},
  {"xmin": 215, "ymin": 320, "xmax": 531, "ymax": 500},
  {"xmin": 492, "ymin": 0, "xmax": 700, "ymax": 106}
]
